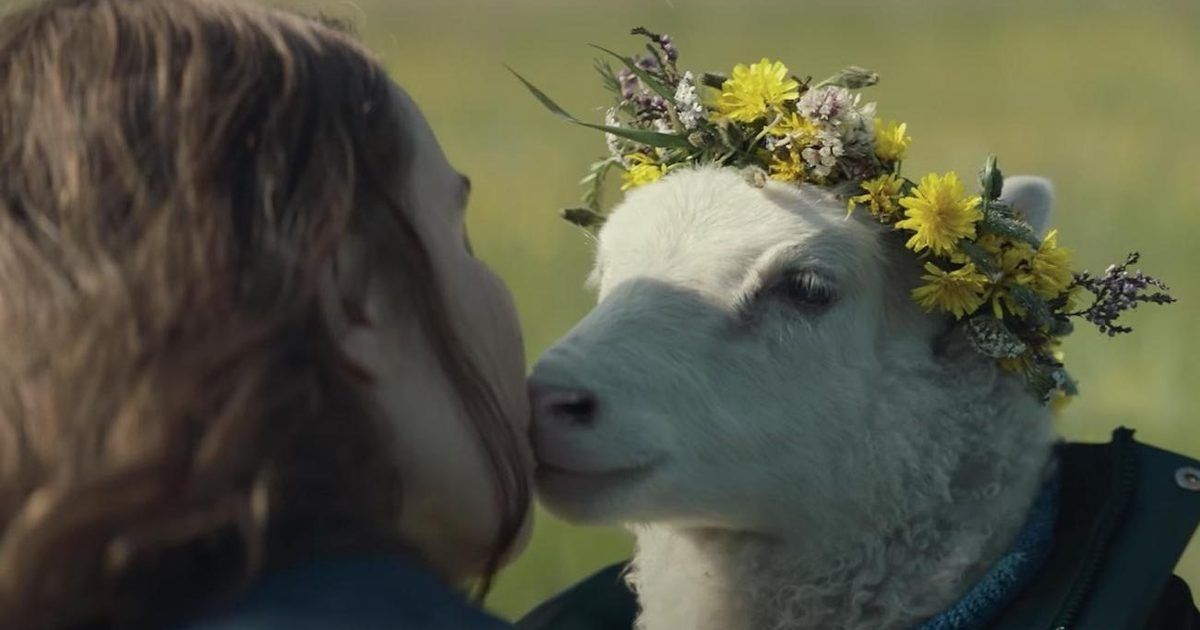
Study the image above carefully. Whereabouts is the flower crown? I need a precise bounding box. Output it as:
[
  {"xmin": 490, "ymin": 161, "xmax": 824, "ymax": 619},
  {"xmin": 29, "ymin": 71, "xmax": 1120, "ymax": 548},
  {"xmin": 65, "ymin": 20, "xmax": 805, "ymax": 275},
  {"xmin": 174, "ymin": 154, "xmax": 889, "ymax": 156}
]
[{"xmin": 512, "ymin": 28, "xmax": 1176, "ymax": 406}]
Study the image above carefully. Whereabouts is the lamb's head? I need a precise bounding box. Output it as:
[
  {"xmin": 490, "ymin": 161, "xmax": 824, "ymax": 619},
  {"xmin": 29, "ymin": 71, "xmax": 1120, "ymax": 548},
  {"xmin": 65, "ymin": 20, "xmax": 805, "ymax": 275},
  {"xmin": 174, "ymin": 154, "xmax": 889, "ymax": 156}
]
[{"xmin": 530, "ymin": 166, "xmax": 1056, "ymax": 539}]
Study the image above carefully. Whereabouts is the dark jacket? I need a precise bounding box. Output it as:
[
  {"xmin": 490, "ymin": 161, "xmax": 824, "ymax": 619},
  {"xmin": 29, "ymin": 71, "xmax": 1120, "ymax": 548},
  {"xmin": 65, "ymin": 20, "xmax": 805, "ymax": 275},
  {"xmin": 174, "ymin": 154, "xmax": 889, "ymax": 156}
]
[
  {"xmin": 518, "ymin": 428, "xmax": 1200, "ymax": 630},
  {"xmin": 181, "ymin": 554, "xmax": 510, "ymax": 630}
]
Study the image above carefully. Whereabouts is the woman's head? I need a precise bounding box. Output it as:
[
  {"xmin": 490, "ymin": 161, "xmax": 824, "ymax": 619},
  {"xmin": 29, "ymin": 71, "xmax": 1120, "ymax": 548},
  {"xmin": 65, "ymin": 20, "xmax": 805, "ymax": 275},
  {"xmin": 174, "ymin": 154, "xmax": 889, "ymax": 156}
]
[{"xmin": 0, "ymin": 0, "xmax": 530, "ymax": 626}]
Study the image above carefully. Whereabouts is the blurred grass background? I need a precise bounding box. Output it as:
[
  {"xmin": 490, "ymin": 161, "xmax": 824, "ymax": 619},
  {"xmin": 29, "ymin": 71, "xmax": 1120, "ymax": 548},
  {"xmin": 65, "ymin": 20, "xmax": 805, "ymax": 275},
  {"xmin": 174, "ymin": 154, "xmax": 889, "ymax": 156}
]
[{"xmin": 293, "ymin": 0, "xmax": 1197, "ymax": 620}]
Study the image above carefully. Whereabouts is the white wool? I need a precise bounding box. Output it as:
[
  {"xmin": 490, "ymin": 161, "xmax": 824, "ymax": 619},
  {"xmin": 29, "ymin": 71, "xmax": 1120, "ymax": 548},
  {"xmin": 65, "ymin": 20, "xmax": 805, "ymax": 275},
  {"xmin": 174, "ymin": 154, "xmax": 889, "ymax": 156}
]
[{"xmin": 531, "ymin": 166, "xmax": 1059, "ymax": 630}]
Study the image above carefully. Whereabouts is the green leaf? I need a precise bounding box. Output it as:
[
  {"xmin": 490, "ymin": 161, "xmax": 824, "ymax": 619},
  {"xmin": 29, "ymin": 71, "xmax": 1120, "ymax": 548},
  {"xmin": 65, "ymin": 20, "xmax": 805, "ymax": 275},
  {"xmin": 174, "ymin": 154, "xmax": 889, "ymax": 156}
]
[
  {"xmin": 984, "ymin": 199, "xmax": 1014, "ymax": 217},
  {"xmin": 714, "ymin": 119, "xmax": 748, "ymax": 151},
  {"xmin": 561, "ymin": 207, "xmax": 606, "ymax": 229},
  {"xmin": 979, "ymin": 155, "xmax": 1004, "ymax": 201},
  {"xmin": 812, "ymin": 66, "xmax": 880, "ymax": 90},
  {"xmin": 1046, "ymin": 317, "xmax": 1074, "ymax": 337},
  {"xmin": 700, "ymin": 72, "xmax": 728, "ymax": 89},
  {"xmin": 1008, "ymin": 284, "xmax": 1054, "ymax": 327},
  {"xmin": 957, "ymin": 239, "xmax": 999, "ymax": 275},
  {"xmin": 507, "ymin": 67, "xmax": 692, "ymax": 149},
  {"xmin": 1025, "ymin": 365, "xmax": 1058, "ymax": 403},
  {"xmin": 965, "ymin": 316, "xmax": 1027, "ymax": 358},
  {"xmin": 593, "ymin": 58, "xmax": 621, "ymax": 96},
  {"xmin": 581, "ymin": 158, "xmax": 622, "ymax": 212},
  {"xmin": 580, "ymin": 157, "xmax": 618, "ymax": 185},
  {"xmin": 980, "ymin": 213, "xmax": 1040, "ymax": 247},
  {"xmin": 588, "ymin": 45, "xmax": 675, "ymax": 101},
  {"xmin": 598, "ymin": 125, "xmax": 692, "ymax": 150}
]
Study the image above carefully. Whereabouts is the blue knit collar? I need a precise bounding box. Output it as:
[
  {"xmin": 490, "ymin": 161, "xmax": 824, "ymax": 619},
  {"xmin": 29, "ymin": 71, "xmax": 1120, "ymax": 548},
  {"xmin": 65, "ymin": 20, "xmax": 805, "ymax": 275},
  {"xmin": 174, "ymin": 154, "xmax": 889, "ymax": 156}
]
[{"xmin": 917, "ymin": 469, "xmax": 1060, "ymax": 630}]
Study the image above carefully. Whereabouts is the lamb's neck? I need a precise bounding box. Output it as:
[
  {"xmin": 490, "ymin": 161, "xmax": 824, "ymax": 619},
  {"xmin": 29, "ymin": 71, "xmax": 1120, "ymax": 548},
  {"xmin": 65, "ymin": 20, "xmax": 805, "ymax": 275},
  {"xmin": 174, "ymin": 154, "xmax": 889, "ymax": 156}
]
[
  {"xmin": 627, "ymin": 498, "xmax": 1034, "ymax": 630},
  {"xmin": 626, "ymin": 423, "xmax": 1054, "ymax": 630}
]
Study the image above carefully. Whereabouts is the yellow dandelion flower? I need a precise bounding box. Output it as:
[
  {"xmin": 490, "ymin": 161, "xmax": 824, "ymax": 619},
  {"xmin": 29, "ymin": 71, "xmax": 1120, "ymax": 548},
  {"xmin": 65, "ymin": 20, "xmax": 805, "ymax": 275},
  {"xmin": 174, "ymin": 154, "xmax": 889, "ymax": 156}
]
[
  {"xmin": 1050, "ymin": 341, "xmax": 1065, "ymax": 364},
  {"xmin": 999, "ymin": 241, "xmax": 1036, "ymax": 277},
  {"xmin": 768, "ymin": 145, "xmax": 806, "ymax": 182},
  {"xmin": 949, "ymin": 233, "xmax": 1036, "ymax": 319},
  {"xmin": 911, "ymin": 262, "xmax": 990, "ymax": 319},
  {"xmin": 620, "ymin": 153, "xmax": 668, "ymax": 190},
  {"xmin": 953, "ymin": 233, "xmax": 1032, "ymax": 271},
  {"xmin": 767, "ymin": 111, "xmax": 818, "ymax": 141},
  {"xmin": 874, "ymin": 119, "xmax": 911, "ymax": 162},
  {"xmin": 1029, "ymin": 229, "xmax": 1074, "ymax": 298},
  {"xmin": 895, "ymin": 172, "xmax": 983, "ymax": 256},
  {"xmin": 848, "ymin": 173, "xmax": 905, "ymax": 220},
  {"xmin": 715, "ymin": 58, "xmax": 800, "ymax": 123},
  {"xmin": 1044, "ymin": 343, "xmax": 1074, "ymax": 413},
  {"xmin": 1050, "ymin": 388, "xmax": 1073, "ymax": 415},
  {"xmin": 987, "ymin": 279, "xmax": 1030, "ymax": 320},
  {"xmin": 974, "ymin": 233, "xmax": 1008, "ymax": 257}
]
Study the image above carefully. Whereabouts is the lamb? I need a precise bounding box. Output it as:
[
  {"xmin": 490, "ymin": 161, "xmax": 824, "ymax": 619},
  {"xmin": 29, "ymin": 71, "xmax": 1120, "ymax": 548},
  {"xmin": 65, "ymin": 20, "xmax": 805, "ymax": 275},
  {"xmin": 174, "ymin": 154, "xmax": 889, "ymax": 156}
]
[{"xmin": 528, "ymin": 165, "xmax": 1061, "ymax": 630}]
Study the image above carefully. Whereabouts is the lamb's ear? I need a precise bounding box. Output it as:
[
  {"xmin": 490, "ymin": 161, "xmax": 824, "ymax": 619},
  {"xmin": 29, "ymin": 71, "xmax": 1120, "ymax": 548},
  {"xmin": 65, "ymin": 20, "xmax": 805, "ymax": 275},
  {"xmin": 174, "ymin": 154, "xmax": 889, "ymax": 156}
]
[{"xmin": 999, "ymin": 176, "xmax": 1054, "ymax": 237}]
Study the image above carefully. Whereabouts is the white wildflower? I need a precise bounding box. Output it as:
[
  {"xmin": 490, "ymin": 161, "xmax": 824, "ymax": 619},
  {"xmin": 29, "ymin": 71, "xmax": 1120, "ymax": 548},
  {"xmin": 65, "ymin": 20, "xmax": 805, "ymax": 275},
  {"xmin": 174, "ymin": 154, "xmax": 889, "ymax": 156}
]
[
  {"xmin": 797, "ymin": 86, "xmax": 855, "ymax": 122},
  {"xmin": 797, "ymin": 88, "xmax": 876, "ymax": 164},
  {"xmin": 604, "ymin": 108, "xmax": 625, "ymax": 159},
  {"xmin": 1051, "ymin": 367, "xmax": 1073, "ymax": 389},
  {"xmin": 652, "ymin": 117, "xmax": 674, "ymax": 134},
  {"xmin": 801, "ymin": 128, "xmax": 845, "ymax": 179},
  {"xmin": 841, "ymin": 101, "xmax": 877, "ymax": 156},
  {"xmin": 674, "ymin": 71, "xmax": 705, "ymax": 130},
  {"xmin": 763, "ymin": 134, "xmax": 791, "ymax": 151},
  {"xmin": 855, "ymin": 100, "xmax": 878, "ymax": 123}
]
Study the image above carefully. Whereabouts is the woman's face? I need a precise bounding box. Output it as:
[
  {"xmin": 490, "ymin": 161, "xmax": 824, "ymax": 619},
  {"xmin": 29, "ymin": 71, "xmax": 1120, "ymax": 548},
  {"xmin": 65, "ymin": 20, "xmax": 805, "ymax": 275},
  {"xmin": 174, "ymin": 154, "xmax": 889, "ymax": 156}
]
[{"xmin": 329, "ymin": 83, "xmax": 533, "ymax": 579}]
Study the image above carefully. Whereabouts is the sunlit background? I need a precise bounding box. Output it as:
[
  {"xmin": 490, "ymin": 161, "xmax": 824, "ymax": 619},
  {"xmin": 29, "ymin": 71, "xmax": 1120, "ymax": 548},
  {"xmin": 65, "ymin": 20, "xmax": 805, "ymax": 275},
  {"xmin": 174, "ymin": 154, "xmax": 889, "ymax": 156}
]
[{"xmin": 288, "ymin": 0, "xmax": 1197, "ymax": 620}]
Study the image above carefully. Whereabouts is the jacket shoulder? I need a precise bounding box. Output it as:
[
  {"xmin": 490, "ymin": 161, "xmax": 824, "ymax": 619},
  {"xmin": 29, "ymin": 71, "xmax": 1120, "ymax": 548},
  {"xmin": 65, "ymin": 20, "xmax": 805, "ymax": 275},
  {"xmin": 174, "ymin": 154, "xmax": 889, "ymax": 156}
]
[
  {"xmin": 516, "ymin": 562, "xmax": 636, "ymax": 630},
  {"xmin": 1076, "ymin": 436, "xmax": 1200, "ymax": 628},
  {"xmin": 1144, "ymin": 575, "xmax": 1200, "ymax": 629},
  {"xmin": 179, "ymin": 554, "xmax": 511, "ymax": 630},
  {"xmin": 995, "ymin": 429, "xmax": 1200, "ymax": 629}
]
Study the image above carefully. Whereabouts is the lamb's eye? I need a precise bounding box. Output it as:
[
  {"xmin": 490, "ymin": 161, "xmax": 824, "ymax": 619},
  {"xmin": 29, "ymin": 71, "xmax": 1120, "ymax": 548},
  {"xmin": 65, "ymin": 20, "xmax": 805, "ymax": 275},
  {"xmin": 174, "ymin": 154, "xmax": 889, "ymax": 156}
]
[{"xmin": 774, "ymin": 269, "xmax": 837, "ymax": 309}]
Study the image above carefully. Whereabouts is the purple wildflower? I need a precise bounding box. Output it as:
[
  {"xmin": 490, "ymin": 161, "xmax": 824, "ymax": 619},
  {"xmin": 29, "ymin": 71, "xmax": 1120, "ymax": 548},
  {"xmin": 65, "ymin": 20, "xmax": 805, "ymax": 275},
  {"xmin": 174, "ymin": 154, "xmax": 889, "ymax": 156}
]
[
  {"xmin": 1068, "ymin": 252, "xmax": 1176, "ymax": 336},
  {"xmin": 618, "ymin": 59, "xmax": 667, "ymax": 108},
  {"xmin": 656, "ymin": 34, "xmax": 678, "ymax": 62},
  {"xmin": 631, "ymin": 27, "xmax": 678, "ymax": 63},
  {"xmin": 635, "ymin": 56, "xmax": 660, "ymax": 72},
  {"xmin": 617, "ymin": 67, "xmax": 640, "ymax": 100},
  {"xmin": 637, "ymin": 94, "xmax": 668, "ymax": 113}
]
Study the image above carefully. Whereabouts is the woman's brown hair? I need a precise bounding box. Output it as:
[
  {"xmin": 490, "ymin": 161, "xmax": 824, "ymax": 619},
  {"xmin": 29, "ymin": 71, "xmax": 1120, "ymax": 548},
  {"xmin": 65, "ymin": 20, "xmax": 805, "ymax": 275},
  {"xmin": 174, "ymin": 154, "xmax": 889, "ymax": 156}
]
[{"xmin": 0, "ymin": 0, "xmax": 529, "ymax": 627}]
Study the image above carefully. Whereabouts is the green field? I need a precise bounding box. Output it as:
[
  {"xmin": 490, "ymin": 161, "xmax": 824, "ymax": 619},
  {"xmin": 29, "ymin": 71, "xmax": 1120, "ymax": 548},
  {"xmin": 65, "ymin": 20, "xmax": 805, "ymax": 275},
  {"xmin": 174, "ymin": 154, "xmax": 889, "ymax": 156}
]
[{"xmin": 294, "ymin": 0, "xmax": 1199, "ymax": 620}]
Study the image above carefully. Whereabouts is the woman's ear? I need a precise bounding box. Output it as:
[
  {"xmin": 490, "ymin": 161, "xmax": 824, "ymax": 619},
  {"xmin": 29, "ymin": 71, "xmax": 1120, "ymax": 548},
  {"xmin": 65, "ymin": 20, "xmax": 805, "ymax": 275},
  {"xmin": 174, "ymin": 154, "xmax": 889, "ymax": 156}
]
[
  {"xmin": 317, "ymin": 231, "xmax": 383, "ymax": 386},
  {"xmin": 1000, "ymin": 176, "xmax": 1055, "ymax": 237},
  {"xmin": 318, "ymin": 231, "xmax": 374, "ymax": 340}
]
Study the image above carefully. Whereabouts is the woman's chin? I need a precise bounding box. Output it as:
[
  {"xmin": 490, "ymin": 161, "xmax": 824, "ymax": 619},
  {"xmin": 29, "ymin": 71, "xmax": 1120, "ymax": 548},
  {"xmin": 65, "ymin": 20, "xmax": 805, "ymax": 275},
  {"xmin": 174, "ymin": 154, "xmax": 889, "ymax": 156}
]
[
  {"xmin": 496, "ymin": 503, "xmax": 535, "ymax": 568},
  {"xmin": 401, "ymin": 498, "xmax": 534, "ymax": 580}
]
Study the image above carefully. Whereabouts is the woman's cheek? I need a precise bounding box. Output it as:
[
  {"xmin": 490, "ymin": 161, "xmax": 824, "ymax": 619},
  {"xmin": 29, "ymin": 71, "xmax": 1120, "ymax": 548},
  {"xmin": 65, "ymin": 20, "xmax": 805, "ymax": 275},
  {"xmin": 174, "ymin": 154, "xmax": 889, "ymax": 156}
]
[
  {"xmin": 455, "ymin": 258, "xmax": 531, "ymax": 432},
  {"xmin": 483, "ymin": 268, "xmax": 533, "ymax": 458},
  {"xmin": 460, "ymin": 262, "xmax": 536, "ymax": 542}
]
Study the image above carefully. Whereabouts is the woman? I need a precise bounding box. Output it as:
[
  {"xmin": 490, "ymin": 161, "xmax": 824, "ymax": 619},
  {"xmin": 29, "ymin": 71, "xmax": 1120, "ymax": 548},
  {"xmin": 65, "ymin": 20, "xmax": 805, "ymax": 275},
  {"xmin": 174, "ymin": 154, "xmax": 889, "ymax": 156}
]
[{"xmin": 0, "ymin": 0, "xmax": 531, "ymax": 628}]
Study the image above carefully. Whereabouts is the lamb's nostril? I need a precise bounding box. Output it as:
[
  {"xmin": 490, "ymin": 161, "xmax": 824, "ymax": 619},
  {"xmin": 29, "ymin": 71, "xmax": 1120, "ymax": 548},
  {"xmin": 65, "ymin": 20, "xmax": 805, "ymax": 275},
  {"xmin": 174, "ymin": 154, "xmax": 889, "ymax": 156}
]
[
  {"xmin": 532, "ymin": 385, "xmax": 598, "ymax": 427},
  {"xmin": 553, "ymin": 393, "xmax": 597, "ymax": 424}
]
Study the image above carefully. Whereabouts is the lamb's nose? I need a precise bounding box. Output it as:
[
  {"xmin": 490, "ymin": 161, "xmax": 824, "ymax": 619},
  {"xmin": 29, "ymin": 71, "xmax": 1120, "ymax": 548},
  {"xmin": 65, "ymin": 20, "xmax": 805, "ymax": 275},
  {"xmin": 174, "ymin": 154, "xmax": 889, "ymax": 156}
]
[{"xmin": 530, "ymin": 383, "xmax": 597, "ymax": 427}]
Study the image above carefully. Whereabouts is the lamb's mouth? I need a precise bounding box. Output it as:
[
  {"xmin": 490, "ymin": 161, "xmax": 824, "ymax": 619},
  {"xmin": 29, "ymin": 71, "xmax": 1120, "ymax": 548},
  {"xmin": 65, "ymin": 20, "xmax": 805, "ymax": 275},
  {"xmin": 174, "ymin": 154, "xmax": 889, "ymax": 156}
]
[{"xmin": 534, "ymin": 459, "xmax": 660, "ymax": 495}]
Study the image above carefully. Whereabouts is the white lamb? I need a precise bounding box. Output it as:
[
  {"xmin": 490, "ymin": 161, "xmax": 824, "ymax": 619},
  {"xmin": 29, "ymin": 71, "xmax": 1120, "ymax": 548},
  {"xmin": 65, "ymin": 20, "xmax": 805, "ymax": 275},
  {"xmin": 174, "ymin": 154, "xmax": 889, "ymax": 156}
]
[{"xmin": 529, "ymin": 166, "xmax": 1061, "ymax": 630}]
